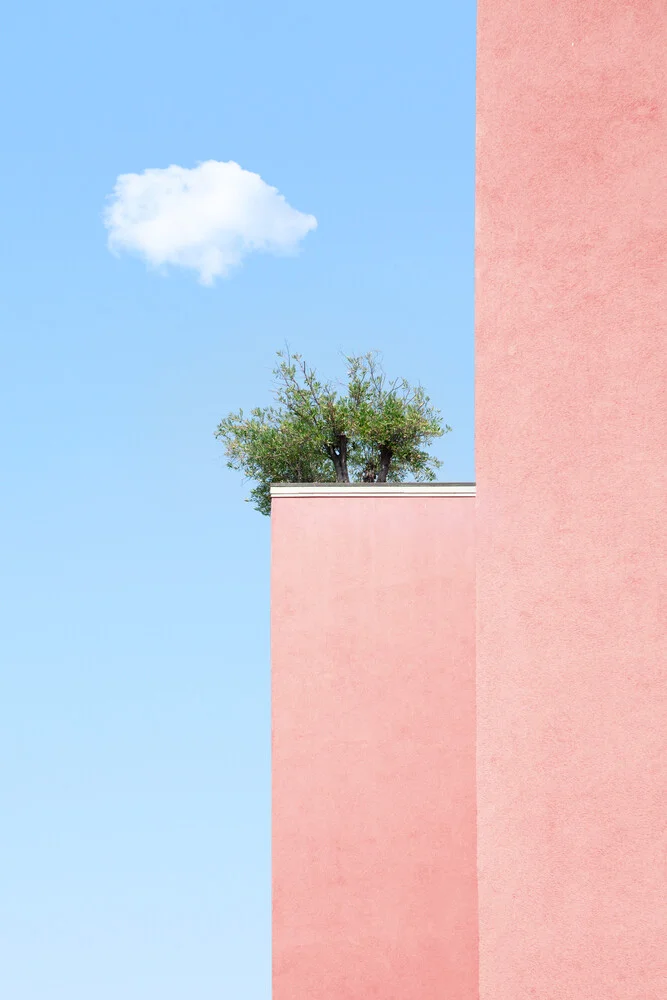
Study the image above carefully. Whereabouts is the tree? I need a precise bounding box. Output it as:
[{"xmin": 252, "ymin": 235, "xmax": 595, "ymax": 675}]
[{"xmin": 215, "ymin": 349, "xmax": 450, "ymax": 514}]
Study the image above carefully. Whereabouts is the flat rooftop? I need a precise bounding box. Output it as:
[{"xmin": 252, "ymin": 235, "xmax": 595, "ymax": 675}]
[{"xmin": 270, "ymin": 483, "xmax": 476, "ymax": 497}]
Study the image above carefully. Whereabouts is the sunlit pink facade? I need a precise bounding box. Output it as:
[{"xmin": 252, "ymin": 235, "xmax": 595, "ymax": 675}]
[
  {"xmin": 272, "ymin": 2, "xmax": 665, "ymax": 996},
  {"xmin": 271, "ymin": 484, "xmax": 477, "ymax": 1000},
  {"xmin": 475, "ymin": 2, "xmax": 666, "ymax": 997}
]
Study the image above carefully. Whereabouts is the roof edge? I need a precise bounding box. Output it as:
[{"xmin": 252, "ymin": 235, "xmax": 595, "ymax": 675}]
[{"xmin": 270, "ymin": 482, "xmax": 476, "ymax": 498}]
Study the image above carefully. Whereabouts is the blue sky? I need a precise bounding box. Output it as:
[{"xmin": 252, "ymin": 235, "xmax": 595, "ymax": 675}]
[{"xmin": 0, "ymin": 2, "xmax": 475, "ymax": 997}]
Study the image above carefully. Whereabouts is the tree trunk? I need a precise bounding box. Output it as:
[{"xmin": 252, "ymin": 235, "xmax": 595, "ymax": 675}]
[
  {"xmin": 330, "ymin": 452, "xmax": 345, "ymax": 481},
  {"xmin": 328, "ymin": 436, "xmax": 350, "ymax": 482},
  {"xmin": 338, "ymin": 435, "xmax": 350, "ymax": 482},
  {"xmin": 377, "ymin": 446, "xmax": 392, "ymax": 482}
]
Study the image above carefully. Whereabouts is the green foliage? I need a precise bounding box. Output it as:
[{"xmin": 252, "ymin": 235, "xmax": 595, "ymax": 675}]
[{"xmin": 215, "ymin": 349, "xmax": 450, "ymax": 514}]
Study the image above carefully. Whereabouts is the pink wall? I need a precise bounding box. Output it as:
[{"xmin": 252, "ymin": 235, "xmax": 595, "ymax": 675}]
[
  {"xmin": 271, "ymin": 487, "xmax": 478, "ymax": 1000},
  {"xmin": 476, "ymin": 3, "xmax": 667, "ymax": 998}
]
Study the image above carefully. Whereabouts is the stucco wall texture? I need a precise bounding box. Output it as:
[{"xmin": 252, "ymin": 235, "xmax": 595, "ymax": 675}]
[
  {"xmin": 476, "ymin": 2, "xmax": 667, "ymax": 998},
  {"xmin": 271, "ymin": 494, "xmax": 477, "ymax": 1000}
]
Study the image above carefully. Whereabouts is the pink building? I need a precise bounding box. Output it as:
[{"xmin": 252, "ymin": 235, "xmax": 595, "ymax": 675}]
[
  {"xmin": 476, "ymin": 2, "xmax": 666, "ymax": 997},
  {"xmin": 272, "ymin": 483, "xmax": 477, "ymax": 999},
  {"xmin": 272, "ymin": 2, "xmax": 666, "ymax": 997}
]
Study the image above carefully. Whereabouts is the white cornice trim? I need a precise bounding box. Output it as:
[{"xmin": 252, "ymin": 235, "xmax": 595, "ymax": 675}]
[{"xmin": 270, "ymin": 483, "xmax": 476, "ymax": 498}]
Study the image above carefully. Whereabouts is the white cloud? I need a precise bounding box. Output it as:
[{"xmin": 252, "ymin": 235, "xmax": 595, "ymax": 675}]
[{"xmin": 104, "ymin": 160, "xmax": 317, "ymax": 285}]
